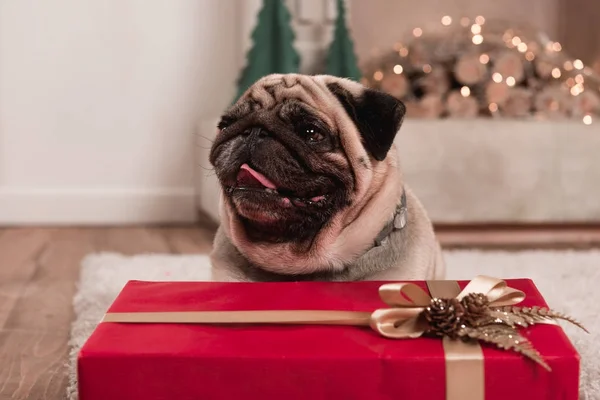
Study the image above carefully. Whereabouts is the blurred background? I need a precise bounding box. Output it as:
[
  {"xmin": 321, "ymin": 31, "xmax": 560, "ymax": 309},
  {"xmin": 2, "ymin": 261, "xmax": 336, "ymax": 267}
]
[{"xmin": 1, "ymin": 0, "xmax": 599, "ymax": 247}]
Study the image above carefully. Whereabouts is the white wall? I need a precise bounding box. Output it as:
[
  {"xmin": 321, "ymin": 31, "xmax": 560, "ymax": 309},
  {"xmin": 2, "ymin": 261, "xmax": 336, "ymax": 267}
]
[{"xmin": 0, "ymin": 0, "xmax": 240, "ymax": 224}]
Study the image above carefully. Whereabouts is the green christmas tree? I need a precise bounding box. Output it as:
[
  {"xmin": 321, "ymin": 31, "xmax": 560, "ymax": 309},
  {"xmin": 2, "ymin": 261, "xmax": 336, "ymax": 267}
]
[
  {"xmin": 233, "ymin": 0, "xmax": 300, "ymax": 102},
  {"xmin": 325, "ymin": 0, "xmax": 362, "ymax": 81}
]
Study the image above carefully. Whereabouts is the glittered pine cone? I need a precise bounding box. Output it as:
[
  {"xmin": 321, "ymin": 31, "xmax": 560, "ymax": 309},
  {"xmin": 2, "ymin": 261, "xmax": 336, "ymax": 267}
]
[
  {"xmin": 424, "ymin": 298, "xmax": 464, "ymax": 339},
  {"xmin": 460, "ymin": 293, "xmax": 490, "ymax": 327}
]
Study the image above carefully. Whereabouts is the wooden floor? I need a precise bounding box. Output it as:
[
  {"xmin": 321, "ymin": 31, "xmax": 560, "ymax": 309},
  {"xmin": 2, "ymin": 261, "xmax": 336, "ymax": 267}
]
[
  {"xmin": 0, "ymin": 226, "xmax": 215, "ymax": 400},
  {"xmin": 1, "ymin": 224, "xmax": 599, "ymax": 399}
]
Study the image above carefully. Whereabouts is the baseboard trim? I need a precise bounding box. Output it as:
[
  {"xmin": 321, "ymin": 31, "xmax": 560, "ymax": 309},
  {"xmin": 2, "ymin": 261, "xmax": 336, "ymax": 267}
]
[{"xmin": 0, "ymin": 187, "xmax": 197, "ymax": 225}]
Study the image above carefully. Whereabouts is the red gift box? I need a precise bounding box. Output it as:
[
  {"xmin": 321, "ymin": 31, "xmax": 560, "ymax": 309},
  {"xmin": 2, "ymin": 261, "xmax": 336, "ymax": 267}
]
[{"xmin": 78, "ymin": 279, "xmax": 580, "ymax": 400}]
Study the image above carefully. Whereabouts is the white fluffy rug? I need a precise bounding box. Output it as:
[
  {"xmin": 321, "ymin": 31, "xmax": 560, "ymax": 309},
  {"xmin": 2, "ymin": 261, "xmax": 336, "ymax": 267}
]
[{"xmin": 67, "ymin": 250, "xmax": 600, "ymax": 399}]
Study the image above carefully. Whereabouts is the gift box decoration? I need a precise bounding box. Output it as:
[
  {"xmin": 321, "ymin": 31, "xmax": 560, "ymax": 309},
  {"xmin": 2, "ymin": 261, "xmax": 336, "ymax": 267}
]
[{"xmin": 77, "ymin": 276, "xmax": 584, "ymax": 400}]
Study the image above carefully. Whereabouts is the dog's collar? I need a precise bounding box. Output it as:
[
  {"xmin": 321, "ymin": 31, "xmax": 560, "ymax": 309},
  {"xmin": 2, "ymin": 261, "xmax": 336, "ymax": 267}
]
[{"xmin": 372, "ymin": 189, "xmax": 408, "ymax": 248}]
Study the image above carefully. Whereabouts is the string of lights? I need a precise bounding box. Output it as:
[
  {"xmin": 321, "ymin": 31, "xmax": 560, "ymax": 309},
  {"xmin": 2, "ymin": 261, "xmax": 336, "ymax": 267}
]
[{"xmin": 361, "ymin": 16, "xmax": 600, "ymax": 125}]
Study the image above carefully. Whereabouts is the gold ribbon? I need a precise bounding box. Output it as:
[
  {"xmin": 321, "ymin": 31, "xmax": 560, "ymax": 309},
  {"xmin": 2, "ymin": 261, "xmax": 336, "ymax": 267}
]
[
  {"xmin": 428, "ymin": 280, "xmax": 484, "ymax": 400},
  {"xmin": 102, "ymin": 275, "xmax": 527, "ymax": 400}
]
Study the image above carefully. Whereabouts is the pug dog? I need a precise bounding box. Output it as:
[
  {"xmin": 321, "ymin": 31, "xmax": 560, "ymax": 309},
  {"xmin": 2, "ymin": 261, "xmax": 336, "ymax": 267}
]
[{"xmin": 209, "ymin": 74, "xmax": 444, "ymax": 282}]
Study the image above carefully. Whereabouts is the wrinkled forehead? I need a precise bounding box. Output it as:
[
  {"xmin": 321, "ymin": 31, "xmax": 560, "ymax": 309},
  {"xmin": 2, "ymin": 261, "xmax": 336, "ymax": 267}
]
[
  {"xmin": 221, "ymin": 74, "xmax": 367, "ymax": 135},
  {"xmin": 225, "ymin": 75, "xmax": 355, "ymax": 128},
  {"xmin": 244, "ymin": 74, "xmax": 331, "ymax": 109}
]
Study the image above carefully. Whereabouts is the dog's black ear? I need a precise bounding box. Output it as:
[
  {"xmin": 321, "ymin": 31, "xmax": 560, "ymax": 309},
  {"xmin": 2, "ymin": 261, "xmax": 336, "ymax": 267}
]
[{"xmin": 327, "ymin": 82, "xmax": 406, "ymax": 161}]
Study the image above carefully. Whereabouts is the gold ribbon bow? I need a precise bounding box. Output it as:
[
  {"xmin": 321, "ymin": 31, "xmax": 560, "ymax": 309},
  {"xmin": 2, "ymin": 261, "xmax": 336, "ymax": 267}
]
[{"xmin": 370, "ymin": 275, "xmax": 525, "ymax": 339}]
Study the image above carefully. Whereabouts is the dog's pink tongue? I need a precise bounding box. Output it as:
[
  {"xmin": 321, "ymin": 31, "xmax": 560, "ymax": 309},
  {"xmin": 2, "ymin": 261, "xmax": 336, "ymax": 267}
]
[{"xmin": 237, "ymin": 164, "xmax": 277, "ymax": 189}]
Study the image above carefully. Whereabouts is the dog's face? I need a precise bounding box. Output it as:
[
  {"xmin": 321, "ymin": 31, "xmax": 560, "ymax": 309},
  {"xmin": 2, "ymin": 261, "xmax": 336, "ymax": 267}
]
[{"xmin": 210, "ymin": 74, "xmax": 405, "ymax": 269}]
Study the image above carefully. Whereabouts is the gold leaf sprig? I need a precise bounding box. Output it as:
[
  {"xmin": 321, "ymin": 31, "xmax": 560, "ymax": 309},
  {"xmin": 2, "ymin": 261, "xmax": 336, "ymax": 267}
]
[
  {"xmin": 490, "ymin": 306, "xmax": 589, "ymax": 332},
  {"xmin": 422, "ymin": 295, "xmax": 588, "ymax": 371},
  {"xmin": 458, "ymin": 324, "xmax": 551, "ymax": 371}
]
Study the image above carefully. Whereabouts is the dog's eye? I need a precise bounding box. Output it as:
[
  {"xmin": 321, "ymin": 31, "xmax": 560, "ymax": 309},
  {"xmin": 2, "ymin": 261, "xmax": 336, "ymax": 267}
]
[
  {"xmin": 304, "ymin": 127, "xmax": 325, "ymax": 143},
  {"xmin": 217, "ymin": 116, "xmax": 235, "ymax": 130}
]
